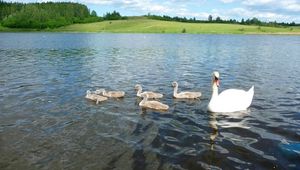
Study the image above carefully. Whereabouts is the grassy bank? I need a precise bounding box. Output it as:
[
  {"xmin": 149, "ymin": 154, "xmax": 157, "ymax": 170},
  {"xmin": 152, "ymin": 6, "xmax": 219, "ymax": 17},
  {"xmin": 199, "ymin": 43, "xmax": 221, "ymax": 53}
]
[{"xmin": 1, "ymin": 17, "xmax": 300, "ymax": 34}]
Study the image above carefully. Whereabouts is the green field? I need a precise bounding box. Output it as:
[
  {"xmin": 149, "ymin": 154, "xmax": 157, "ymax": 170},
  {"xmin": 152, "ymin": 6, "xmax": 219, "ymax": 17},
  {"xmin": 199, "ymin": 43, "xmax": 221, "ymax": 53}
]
[{"xmin": 1, "ymin": 17, "xmax": 300, "ymax": 34}]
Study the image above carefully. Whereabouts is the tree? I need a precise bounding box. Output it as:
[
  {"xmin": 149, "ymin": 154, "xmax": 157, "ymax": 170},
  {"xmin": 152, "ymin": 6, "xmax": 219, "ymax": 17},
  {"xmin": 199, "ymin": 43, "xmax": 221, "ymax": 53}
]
[
  {"xmin": 290, "ymin": 21, "xmax": 296, "ymax": 26},
  {"xmin": 208, "ymin": 15, "xmax": 212, "ymax": 22},
  {"xmin": 103, "ymin": 11, "xmax": 122, "ymax": 20},
  {"xmin": 241, "ymin": 18, "xmax": 245, "ymax": 24},
  {"xmin": 216, "ymin": 16, "xmax": 222, "ymax": 22},
  {"xmin": 91, "ymin": 10, "xmax": 97, "ymax": 17},
  {"xmin": 250, "ymin": 17, "xmax": 261, "ymax": 25}
]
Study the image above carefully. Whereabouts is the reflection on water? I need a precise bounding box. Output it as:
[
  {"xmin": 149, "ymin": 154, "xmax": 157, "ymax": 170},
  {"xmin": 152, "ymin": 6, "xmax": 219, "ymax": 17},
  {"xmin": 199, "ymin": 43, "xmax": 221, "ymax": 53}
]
[
  {"xmin": 0, "ymin": 33, "xmax": 300, "ymax": 169},
  {"xmin": 209, "ymin": 111, "xmax": 252, "ymax": 153}
]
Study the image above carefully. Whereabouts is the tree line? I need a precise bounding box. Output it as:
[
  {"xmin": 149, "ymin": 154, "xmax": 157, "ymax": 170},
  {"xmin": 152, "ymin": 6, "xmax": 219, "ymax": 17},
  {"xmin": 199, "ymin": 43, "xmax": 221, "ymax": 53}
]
[
  {"xmin": 147, "ymin": 14, "xmax": 298, "ymax": 27},
  {"xmin": 0, "ymin": 1, "xmax": 100, "ymax": 29},
  {"xmin": 103, "ymin": 11, "xmax": 127, "ymax": 20}
]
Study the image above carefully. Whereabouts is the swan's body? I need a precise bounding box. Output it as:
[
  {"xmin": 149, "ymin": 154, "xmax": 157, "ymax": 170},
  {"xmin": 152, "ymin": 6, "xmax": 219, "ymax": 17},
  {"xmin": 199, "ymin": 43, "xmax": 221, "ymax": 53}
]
[
  {"xmin": 172, "ymin": 81, "xmax": 202, "ymax": 99},
  {"xmin": 135, "ymin": 84, "xmax": 163, "ymax": 99},
  {"xmin": 208, "ymin": 71, "xmax": 254, "ymax": 112},
  {"xmin": 96, "ymin": 89, "xmax": 125, "ymax": 98},
  {"xmin": 139, "ymin": 94, "xmax": 169, "ymax": 111},
  {"xmin": 85, "ymin": 90, "xmax": 108, "ymax": 104}
]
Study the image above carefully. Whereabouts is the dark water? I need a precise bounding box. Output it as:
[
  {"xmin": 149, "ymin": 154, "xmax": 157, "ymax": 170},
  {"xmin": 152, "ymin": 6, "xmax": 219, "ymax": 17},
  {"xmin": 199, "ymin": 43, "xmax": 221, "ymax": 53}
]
[{"xmin": 0, "ymin": 33, "xmax": 300, "ymax": 170}]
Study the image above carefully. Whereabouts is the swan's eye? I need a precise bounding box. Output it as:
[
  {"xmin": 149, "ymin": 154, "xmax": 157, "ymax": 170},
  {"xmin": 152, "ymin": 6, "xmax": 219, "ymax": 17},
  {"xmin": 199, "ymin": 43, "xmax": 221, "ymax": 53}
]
[{"xmin": 215, "ymin": 77, "xmax": 219, "ymax": 81}]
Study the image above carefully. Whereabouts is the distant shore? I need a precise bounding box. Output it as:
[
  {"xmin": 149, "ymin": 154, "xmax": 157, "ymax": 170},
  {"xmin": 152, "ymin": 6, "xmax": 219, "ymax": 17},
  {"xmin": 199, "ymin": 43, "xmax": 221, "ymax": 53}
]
[{"xmin": 1, "ymin": 18, "xmax": 300, "ymax": 35}]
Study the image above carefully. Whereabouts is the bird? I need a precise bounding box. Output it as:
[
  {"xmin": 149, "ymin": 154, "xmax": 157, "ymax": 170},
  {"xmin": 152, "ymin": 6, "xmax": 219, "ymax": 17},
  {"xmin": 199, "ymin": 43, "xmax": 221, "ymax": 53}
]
[
  {"xmin": 207, "ymin": 71, "xmax": 254, "ymax": 113},
  {"xmin": 172, "ymin": 81, "xmax": 202, "ymax": 99},
  {"xmin": 139, "ymin": 93, "xmax": 169, "ymax": 111},
  {"xmin": 85, "ymin": 90, "xmax": 108, "ymax": 104},
  {"xmin": 135, "ymin": 84, "xmax": 163, "ymax": 99},
  {"xmin": 95, "ymin": 88, "xmax": 125, "ymax": 98}
]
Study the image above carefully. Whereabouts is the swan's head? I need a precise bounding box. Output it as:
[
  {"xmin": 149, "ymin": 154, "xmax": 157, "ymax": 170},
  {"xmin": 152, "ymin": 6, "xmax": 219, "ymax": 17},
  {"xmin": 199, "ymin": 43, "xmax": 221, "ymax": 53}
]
[
  {"xmin": 135, "ymin": 84, "xmax": 142, "ymax": 91},
  {"xmin": 212, "ymin": 71, "xmax": 220, "ymax": 87},
  {"xmin": 172, "ymin": 81, "xmax": 178, "ymax": 87}
]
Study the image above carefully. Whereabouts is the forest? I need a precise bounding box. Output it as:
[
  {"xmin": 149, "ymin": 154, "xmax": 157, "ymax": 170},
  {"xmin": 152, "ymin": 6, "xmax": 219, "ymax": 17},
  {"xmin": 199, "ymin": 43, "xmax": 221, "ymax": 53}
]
[
  {"xmin": 147, "ymin": 14, "xmax": 299, "ymax": 27},
  {"xmin": 0, "ymin": 1, "xmax": 100, "ymax": 29}
]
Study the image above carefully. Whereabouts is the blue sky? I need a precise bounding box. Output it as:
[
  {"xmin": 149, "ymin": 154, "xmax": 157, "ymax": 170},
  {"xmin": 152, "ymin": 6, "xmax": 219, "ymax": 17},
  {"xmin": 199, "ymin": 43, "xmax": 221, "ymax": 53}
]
[{"xmin": 9, "ymin": 0, "xmax": 300, "ymax": 23}]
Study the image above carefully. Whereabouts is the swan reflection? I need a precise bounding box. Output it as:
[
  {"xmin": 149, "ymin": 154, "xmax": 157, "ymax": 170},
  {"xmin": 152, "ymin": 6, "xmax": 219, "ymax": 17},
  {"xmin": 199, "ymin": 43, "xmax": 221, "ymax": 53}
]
[{"xmin": 209, "ymin": 110, "xmax": 251, "ymax": 150}]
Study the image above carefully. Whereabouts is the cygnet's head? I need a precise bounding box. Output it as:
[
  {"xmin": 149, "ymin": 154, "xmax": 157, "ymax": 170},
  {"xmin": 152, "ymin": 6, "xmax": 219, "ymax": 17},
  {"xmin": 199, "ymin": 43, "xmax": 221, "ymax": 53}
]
[
  {"xmin": 95, "ymin": 88, "xmax": 105, "ymax": 95},
  {"xmin": 172, "ymin": 81, "xmax": 178, "ymax": 87},
  {"xmin": 135, "ymin": 84, "xmax": 142, "ymax": 91}
]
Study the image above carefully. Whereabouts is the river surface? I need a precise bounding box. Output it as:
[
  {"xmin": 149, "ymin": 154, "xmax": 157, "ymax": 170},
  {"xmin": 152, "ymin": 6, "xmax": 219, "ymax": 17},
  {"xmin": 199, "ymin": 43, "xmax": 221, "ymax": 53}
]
[{"xmin": 0, "ymin": 33, "xmax": 300, "ymax": 170}]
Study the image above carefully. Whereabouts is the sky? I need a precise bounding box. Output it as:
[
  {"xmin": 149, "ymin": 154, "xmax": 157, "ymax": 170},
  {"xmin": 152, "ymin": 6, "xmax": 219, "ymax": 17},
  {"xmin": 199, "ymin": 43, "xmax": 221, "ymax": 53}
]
[{"xmin": 8, "ymin": 0, "xmax": 300, "ymax": 23}]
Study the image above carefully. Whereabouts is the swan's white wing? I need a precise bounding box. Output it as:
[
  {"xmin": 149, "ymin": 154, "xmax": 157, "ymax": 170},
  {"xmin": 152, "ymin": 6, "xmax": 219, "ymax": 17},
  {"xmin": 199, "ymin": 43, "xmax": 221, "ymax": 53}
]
[
  {"xmin": 212, "ymin": 87, "xmax": 254, "ymax": 112},
  {"xmin": 218, "ymin": 89, "xmax": 248, "ymax": 100}
]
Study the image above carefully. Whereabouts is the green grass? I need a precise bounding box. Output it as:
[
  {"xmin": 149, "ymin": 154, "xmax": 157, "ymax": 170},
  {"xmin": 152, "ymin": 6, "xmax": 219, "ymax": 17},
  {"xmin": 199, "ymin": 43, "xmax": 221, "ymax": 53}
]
[{"xmin": 1, "ymin": 17, "xmax": 300, "ymax": 34}]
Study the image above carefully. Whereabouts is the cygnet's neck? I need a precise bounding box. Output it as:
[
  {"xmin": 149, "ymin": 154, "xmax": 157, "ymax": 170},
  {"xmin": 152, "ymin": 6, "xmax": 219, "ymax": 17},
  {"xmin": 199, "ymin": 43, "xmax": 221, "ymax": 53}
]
[
  {"xmin": 136, "ymin": 87, "xmax": 142, "ymax": 96},
  {"xmin": 173, "ymin": 84, "xmax": 178, "ymax": 96},
  {"xmin": 140, "ymin": 95, "xmax": 148, "ymax": 106},
  {"xmin": 86, "ymin": 90, "xmax": 91, "ymax": 97}
]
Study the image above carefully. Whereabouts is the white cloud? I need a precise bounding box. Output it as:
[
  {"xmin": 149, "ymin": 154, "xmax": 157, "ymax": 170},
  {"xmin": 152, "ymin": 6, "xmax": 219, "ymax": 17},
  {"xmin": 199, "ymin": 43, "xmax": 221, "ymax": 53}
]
[
  {"xmin": 81, "ymin": 0, "xmax": 172, "ymax": 13},
  {"xmin": 84, "ymin": 0, "xmax": 114, "ymax": 5},
  {"xmin": 82, "ymin": 0, "xmax": 206, "ymax": 18},
  {"xmin": 242, "ymin": 0, "xmax": 300, "ymax": 12},
  {"xmin": 242, "ymin": 0, "xmax": 274, "ymax": 6},
  {"xmin": 213, "ymin": 7, "xmax": 300, "ymax": 22},
  {"xmin": 231, "ymin": 8, "xmax": 285, "ymax": 20},
  {"xmin": 281, "ymin": 0, "xmax": 300, "ymax": 12},
  {"xmin": 176, "ymin": 8, "xmax": 210, "ymax": 19},
  {"xmin": 220, "ymin": 0, "xmax": 235, "ymax": 3}
]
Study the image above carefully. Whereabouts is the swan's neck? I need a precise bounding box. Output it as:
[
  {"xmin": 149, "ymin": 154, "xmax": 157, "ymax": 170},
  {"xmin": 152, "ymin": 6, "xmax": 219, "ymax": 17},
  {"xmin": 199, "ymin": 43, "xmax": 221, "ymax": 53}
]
[
  {"xmin": 173, "ymin": 85, "xmax": 178, "ymax": 96},
  {"xmin": 211, "ymin": 83, "xmax": 219, "ymax": 99}
]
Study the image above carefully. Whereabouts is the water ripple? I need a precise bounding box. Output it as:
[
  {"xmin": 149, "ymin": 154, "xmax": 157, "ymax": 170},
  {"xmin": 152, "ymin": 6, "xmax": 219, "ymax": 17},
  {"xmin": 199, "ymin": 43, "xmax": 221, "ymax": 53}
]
[{"xmin": 0, "ymin": 33, "xmax": 299, "ymax": 169}]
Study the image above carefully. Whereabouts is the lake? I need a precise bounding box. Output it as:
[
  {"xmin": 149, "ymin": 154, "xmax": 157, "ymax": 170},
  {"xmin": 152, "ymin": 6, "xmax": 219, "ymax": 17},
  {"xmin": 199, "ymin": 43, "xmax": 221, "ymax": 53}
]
[{"xmin": 0, "ymin": 33, "xmax": 299, "ymax": 169}]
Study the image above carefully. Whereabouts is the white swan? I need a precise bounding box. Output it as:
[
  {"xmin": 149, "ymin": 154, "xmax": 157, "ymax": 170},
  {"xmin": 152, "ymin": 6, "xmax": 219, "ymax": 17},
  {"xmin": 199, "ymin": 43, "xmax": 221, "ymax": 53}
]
[
  {"xmin": 85, "ymin": 90, "xmax": 108, "ymax": 104},
  {"xmin": 135, "ymin": 84, "xmax": 163, "ymax": 99},
  {"xmin": 139, "ymin": 94, "xmax": 169, "ymax": 111},
  {"xmin": 172, "ymin": 81, "xmax": 202, "ymax": 99},
  {"xmin": 208, "ymin": 71, "xmax": 254, "ymax": 112},
  {"xmin": 95, "ymin": 89, "xmax": 125, "ymax": 98}
]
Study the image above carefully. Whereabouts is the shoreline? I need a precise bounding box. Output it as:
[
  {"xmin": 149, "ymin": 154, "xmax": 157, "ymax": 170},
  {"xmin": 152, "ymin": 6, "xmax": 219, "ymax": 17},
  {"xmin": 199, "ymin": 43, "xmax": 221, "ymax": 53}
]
[
  {"xmin": 1, "ymin": 31, "xmax": 299, "ymax": 35},
  {"xmin": 1, "ymin": 19, "xmax": 300, "ymax": 35}
]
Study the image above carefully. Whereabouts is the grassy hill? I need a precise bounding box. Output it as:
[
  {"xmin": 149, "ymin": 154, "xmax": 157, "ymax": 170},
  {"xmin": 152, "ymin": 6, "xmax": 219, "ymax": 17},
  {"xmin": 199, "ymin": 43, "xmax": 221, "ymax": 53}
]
[{"xmin": 1, "ymin": 17, "xmax": 300, "ymax": 34}]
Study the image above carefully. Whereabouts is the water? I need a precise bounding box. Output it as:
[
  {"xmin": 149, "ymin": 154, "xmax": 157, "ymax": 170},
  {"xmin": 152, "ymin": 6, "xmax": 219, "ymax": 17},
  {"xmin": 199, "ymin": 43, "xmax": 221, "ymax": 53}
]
[{"xmin": 0, "ymin": 33, "xmax": 300, "ymax": 170}]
